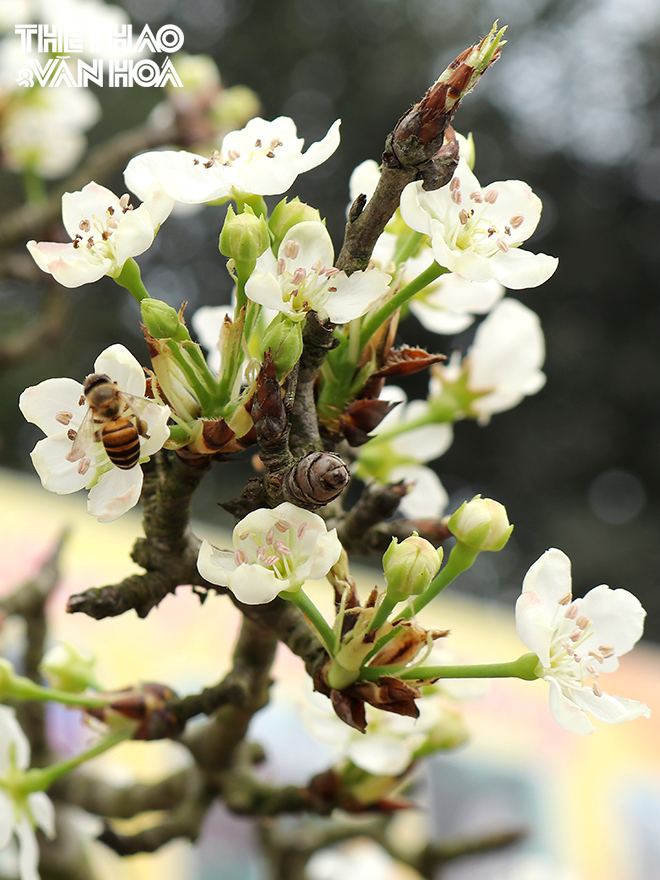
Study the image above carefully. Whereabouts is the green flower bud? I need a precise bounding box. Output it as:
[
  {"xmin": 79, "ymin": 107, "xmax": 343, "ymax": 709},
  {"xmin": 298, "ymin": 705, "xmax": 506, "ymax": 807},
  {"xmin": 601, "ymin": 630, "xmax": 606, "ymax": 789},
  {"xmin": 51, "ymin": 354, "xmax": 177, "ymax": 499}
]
[
  {"xmin": 211, "ymin": 85, "xmax": 261, "ymax": 128},
  {"xmin": 448, "ymin": 495, "xmax": 513, "ymax": 552},
  {"xmin": 141, "ymin": 299, "xmax": 191, "ymax": 342},
  {"xmin": 383, "ymin": 534, "xmax": 443, "ymax": 600},
  {"xmin": 269, "ymin": 198, "xmax": 322, "ymax": 253},
  {"xmin": 261, "ymin": 314, "xmax": 304, "ymax": 379},
  {"xmin": 219, "ymin": 205, "xmax": 270, "ymax": 263},
  {"xmin": 40, "ymin": 641, "xmax": 101, "ymax": 694}
]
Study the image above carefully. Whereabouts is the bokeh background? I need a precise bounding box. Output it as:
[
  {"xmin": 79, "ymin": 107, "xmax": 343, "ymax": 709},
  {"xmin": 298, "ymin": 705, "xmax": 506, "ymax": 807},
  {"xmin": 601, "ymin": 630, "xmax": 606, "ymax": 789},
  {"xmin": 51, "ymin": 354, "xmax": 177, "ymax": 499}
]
[{"xmin": 2, "ymin": 0, "xmax": 660, "ymax": 636}]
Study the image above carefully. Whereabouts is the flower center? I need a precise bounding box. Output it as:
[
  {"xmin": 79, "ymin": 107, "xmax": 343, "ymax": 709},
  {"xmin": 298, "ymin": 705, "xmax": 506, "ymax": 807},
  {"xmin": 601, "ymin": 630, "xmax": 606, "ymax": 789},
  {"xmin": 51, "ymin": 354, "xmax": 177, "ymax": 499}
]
[
  {"xmin": 71, "ymin": 195, "xmax": 133, "ymax": 262},
  {"xmin": 235, "ymin": 518, "xmax": 309, "ymax": 581},
  {"xmin": 275, "ymin": 240, "xmax": 341, "ymax": 314},
  {"xmin": 546, "ymin": 593, "xmax": 615, "ymax": 697},
  {"xmin": 448, "ymin": 176, "xmax": 524, "ymax": 257}
]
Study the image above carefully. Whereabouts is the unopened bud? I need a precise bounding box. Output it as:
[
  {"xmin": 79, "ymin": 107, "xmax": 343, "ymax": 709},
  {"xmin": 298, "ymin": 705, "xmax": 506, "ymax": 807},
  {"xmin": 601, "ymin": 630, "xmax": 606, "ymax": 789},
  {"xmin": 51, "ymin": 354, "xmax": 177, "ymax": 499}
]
[
  {"xmin": 269, "ymin": 197, "xmax": 322, "ymax": 253},
  {"xmin": 40, "ymin": 641, "xmax": 101, "ymax": 693},
  {"xmin": 261, "ymin": 314, "xmax": 304, "ymax": 379},
  {"xmin": 383, "ymin": 534, "xmax": 443, "ymax": 600},
  {"xmin": 219, "ymin": 204, "xmax": 270, "ymax": 263},
  {"xmin": 141, "ymin": 299, "xmax": 191, "ymax": 342},
  {"xmin": 448, "ymin": 495, "xmax": 513, "ymax": 552}
]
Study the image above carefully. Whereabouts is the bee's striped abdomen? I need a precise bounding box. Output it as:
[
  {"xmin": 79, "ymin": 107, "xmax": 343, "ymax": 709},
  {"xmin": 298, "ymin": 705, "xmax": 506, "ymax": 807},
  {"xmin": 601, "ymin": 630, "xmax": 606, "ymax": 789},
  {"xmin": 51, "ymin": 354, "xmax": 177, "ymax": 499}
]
[{"xmin": 101, "ymin": 418, "xmax": 140, "ymax": 469}]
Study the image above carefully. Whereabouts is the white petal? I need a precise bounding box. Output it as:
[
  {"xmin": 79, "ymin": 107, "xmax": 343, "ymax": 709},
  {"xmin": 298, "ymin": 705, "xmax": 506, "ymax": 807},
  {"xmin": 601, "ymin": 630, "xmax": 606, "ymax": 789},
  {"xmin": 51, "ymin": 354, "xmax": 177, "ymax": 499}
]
[
  {"xmin": 61, "ymin": 181, "xmax": 121, "ymax": 240},
  {"xmin": 141, "ymin": 183, "xmax": 174, "ymax": 228},
  {"xmin": 0, "ymin": 793, "xmax": 14, "ymax": 849},
  {"xmin": 197, "ymin": 540, "xmax": 236, "ymax": 587},
  {"xmin": 295, "ymin": 118, "xmax": 341, "ymax": 174},
  {"xmin": 139, "ymin": 401, "xmax": 171, "ymax": 459},
  {"xmin": 26, "ymin": 240, "xmax": 110, "ymax": 288},
  {"xmin": 321, "ymin": 268, "xmax": 391, "ymax": 323},
  {"xmin": 579, "ymin": 585, "xmax": 646, "ymax": 659},
  {"xmin": 547, "ymin": 678, "xmax": 595, "ymax": 735},
  {"xmin": 390, "ymin": 420, "xmax": 453, "ymax": 464},
  {"xmin": 280, "ymin": 221, "xmax": 334, "ymax": 274},
  {"xmin": 228, "ymin": 564, "xmax": 284, "ymax": 605},
  {"xmin": 15, "ymin": 815, "xmax": 41, "ymax": 880},
  {"xmin": 347, "ymin": 733, "xmax": 412, "ymax": 776},
  {"xmin": 521, "ymin": 548, "xmax": 573, "ymax": 613},
  {"xmin": 409, "ymin": 301, "xmax": 476, "ymax": 334},
  {"xmin": 124, "ymin": 150, "xmax": 231, "ymax": 204},
  {"xmin": 30, "ymin": 435, "xmax": 93, "ymax": 494},
  {"xmin": 488, "ymin": 247, "xmax": 559, "ymax": 290},
  {"xmin": 94, "ymin": 344, "xmax": 146, "ymax": 396},
  {"xmin": 305, "ymin": 528, "xmax": 342, "ymax": 579},
  {"xmin": 19, "ymin": 378, "xmax": 85, "ymax": 436},
  {"xmin": 245, "ymin": 270, "xmax": 293, "ymax": 316},
  {"xmin": 28, "ymin": 793, "xmax": 55, "ymax": 838},
  {"xmin": 87, "ymin": 466, "xmax": 142, "ymax": 522},
  {"xmin": 349, "ymin": 159, "xmax": 380, "ymax": 204},
  {"xmin": 0, "ymin": 706, "xmax": 30, "ymax": 771},
  {"xmin": 390, "ymin": 465, "xmax": 448, "ymax": 519},
  {"xmin": 514, "ymin": 591, "xmax": 553, "ymax": 667},
  {"xmin": 570, "ymin": 686, "xmax": 650, "ymax": 726},
  {"xmin": 110, "ymin": 203, "xmax": 156, "ymax": 266}
]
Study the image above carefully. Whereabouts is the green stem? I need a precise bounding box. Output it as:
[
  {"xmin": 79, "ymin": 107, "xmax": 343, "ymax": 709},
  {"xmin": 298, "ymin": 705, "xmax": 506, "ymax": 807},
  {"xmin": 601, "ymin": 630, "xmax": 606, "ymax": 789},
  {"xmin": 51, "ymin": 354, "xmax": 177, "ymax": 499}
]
[
  {"xmin": 368, "ymin": 594, "xmax": 400, "ymax": 632},
  {"xmin": 359, "ymin": 262, "xmax": 448, "ymax": 350},
  {"xmin": 22, "ymin": 729, "xmax": 132, "ymax": 793},
  {"xmin": 286, "ymin": 589, "xmax": 335, "ymax": 656},
  {"xmin": 409, "ymin": 541, "xmax": 478, "ymax": 617},
  {"xmin": 391, "ymin": 229, "xmax": 423, "ymax": 265},
  {"xmin": 360, "ymin": 652, "xmax": 540, "ymax": 683},
  {"xmin": 9, "ymin": 673, "xmax": 111, "ymax": 710},
  {"xmin": 113, "ymin": 258, "xmax": 151, "ymax": 302}
]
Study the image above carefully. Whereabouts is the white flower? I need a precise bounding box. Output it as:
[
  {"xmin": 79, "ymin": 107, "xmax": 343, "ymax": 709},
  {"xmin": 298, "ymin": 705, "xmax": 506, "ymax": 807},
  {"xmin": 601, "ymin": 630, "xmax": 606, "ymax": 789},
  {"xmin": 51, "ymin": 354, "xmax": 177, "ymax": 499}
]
[
  {"xmin": 197, "ymin": 502, "xmax": 342, "ymax": 605},
  {"xmin": 306, "ymin": 840, "xmax": 398, "ymax": 880},
  {"xmin": 431, "ymin": 298, "xmax": 546, "ymax": 421},
  {"xmin": 124, "ymin": 116, "xmax": 341, "ymax": 204},
  {"xmin": 244, "ymin": 221, "xmax": 391, "ymax": 324},
  {"xmin": 0, "ymin": 87, "xmax": 100, "ymax": 179},
  {"xmin": 400, "ymin": 158, "xmax": 558, "ymax": 289},
  {"xmin": 515, "ymin": 548, "xmax": 650, "ymax": 735},
  {"xmin": 19, "ymin": 344, "xmax": 170, "ymax": 523},
  {"xmin": 26, "ymin": 181, "xmax": 173, "ymax": 288},
  {"xmin": 409, "ymin": 269, "xmax": 505, "ymax": 335},
  {"xmin": 353, "ymin": 386, "xmax": 452, "ymax": 518},
  {"xmin": 0, "ymin": 706, "xmax": 55, "ymax": 880}
]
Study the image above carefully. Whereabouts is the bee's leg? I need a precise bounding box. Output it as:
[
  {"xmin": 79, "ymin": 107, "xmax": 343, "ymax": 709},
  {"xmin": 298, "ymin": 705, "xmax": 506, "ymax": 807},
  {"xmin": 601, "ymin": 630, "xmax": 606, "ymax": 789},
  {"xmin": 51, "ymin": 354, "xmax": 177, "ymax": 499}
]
[{"xmin": 137, "ymin": 418, "xmax": 150, "ymax": 438}]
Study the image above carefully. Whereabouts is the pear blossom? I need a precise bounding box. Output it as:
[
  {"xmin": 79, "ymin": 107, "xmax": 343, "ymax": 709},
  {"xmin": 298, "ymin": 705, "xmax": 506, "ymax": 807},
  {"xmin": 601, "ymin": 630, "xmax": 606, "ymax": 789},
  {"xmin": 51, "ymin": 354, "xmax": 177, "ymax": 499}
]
[
  {"xmin": 353, "ymin": 386, "xmax": 452, "ymax": 518},
  {"xmin": 0, "ymin": 705, "xmax": 55, "ymax": 880},
  {"xmin": 430, "ymin": 298, "xmax": 546, "ymax": 422},
  {"xmin": 409, "ymin": 270, "xmax": 505, "ymax": 334},
  {"xmin": 306, "ymin": 840, "xmax": 399, "ymax": 880},
  {"xmin": 400, "ymin": 158, "xmax": 558, "ymax": 289},
  {"xmin": 124, "ymin": 116, "xmax": 341, "ymax": 204},
  {"xmin": 197, "ymin": 502, "xmax": 342, "ymax": 605},
  {"xmin": 19, "ymin": 344, "xmax": 170, "ymax": 523},
  {"xmin": 515, "ymin": 548, "xmax": 650, "ymax": 735},
  {"xmin": 244, "ymin": 221, "xmax": 391, "ymax": 324},
  {"xmin": 26, "ymin": 181, "xmax": 173, "ymax": 288}
]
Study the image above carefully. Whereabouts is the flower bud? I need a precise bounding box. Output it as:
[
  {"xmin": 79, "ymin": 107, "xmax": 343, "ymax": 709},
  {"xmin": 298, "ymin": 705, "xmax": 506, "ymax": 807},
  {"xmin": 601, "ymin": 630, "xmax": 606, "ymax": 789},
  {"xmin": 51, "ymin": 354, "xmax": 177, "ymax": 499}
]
[
  {"xmin": 141, "ymin": 299, "xmax": 191, "ymax": 342},
  {"xmin": 219, "ymin": 204, "xmax": 270, "ymax": 263},
  {"xmin": 383, "ymin": 534, "xmax": 443, "ymax": 600},
  {"xmin": 447, "ymin": 495, "xmax": 513, "ymax": 552},
  {"xmin": 269, "ymin": 197, "xmax": 322, "ymax": 253},
  {"xmin": 261, "ymin": 313, "xmax": 304, "ymax": 379},
  {"xmin": 40, "ymin": 641, "xmax": 101, "ymax": 693}
]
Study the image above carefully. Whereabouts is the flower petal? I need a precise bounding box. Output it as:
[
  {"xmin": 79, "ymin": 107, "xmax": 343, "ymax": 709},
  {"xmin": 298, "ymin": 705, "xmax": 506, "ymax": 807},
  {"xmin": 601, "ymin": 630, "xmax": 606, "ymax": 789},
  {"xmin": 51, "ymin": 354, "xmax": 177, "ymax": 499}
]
[
  {"xmin": 321, "ymin": 268, "xmax": 391, "ymax": 323},
  {"xmin": 347, "ymin": 733, "xmax": 412, "ymax": 776},
  {"xmin": 197, "ymin": 540, "xmax": 236, "ymax": 587},
  {"xmin": 19, "ymin": 378, "xmax": 85, "ymax": 436},
  {"xmin": 521, "ymin": 548, "xmax": 573, "ymax": 614},
  {"xmin": 229, "ymin": 563, "xmax": 284, "ymax": 605},
  {"xmin": 87, "ymin": 465, "xmax": 142, "ymax": 522},
  {"xmin": 547, "ymin": 678, "xmax": 595, "ymax": 735},
  {"xmin": 570, "ymin": 686, "xmax": 650, "ymax": 726},
  {"xmin": 15, "ymin": 815, "xmax": 41, "ymax": 880},
  {"xmin": 94, "ymin": 344, "xmax": 146, "ymax": 396},
  {"xmin": 515, "ymin": 590, "xmax": 554, "ymax": 667},
  {"xmin": 305, "ymin": 528, "xmax": 342, "ymax": 579},
  {"xmin": 579, "ymin": 584, "xmax": 646, "ymax": 660},
  {"xmin": 28, "ymin": 792, "xmax": 55, "ymax": 838},
  {"xmin": 30, "ymin": 435, "xmax": 93, "ymax": 494},
  {"xmin": 26, "ymin": 240, "xmax": 111, "ymax": 288},
  {"xmin": 124, "ymin": 149, "xmax": 232, "ymax": 204},
  {"xmin": 61, "ymin": 181, "xmax": 121, "ymax": 240}
]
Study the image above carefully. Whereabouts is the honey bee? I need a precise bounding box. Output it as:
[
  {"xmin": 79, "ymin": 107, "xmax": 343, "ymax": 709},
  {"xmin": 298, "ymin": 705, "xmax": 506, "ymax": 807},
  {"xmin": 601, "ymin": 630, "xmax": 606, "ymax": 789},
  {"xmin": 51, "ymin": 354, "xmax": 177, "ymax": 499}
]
[{"xmin": 67, "ymin": 374, "xmax": 160, "ymax": 470}]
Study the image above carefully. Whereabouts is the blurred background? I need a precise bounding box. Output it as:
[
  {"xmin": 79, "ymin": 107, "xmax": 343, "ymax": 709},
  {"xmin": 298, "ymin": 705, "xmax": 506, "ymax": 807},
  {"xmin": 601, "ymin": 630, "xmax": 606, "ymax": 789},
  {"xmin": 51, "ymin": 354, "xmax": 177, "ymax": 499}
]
[{"xmin": 2, "ymin": 0, "xmax": 660, "ymax": 636}]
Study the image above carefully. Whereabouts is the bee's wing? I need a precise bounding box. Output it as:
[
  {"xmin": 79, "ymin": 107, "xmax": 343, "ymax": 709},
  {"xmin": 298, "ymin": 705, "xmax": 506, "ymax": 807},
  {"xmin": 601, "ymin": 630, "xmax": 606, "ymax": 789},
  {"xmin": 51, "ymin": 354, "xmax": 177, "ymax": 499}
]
[
  {"xmin": 117, "ymin": 391, "xmax": 167, "ymax": 434},
  {"xmin": 66, "ymin": 406, "xmax": 97, "ymax": 463}
]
